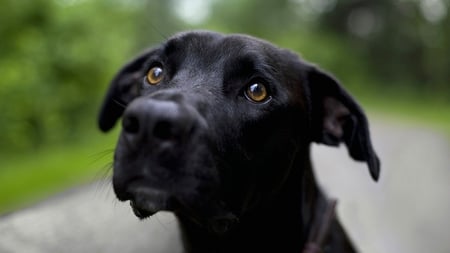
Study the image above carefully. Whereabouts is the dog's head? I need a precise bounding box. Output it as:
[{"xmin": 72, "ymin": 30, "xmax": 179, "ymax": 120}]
[{"xmin": 98, "ymin": 31, "xmax": 380, "ymax": 233}]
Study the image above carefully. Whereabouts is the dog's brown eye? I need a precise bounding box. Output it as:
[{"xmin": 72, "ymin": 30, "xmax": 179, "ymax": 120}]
[
  {"xmin": 147, "ymin": 66, "xmax": 164, "ymax": 85},
  {"xmin": 245, "ymin": 83, "xmax": 269, "ymax": 103}
]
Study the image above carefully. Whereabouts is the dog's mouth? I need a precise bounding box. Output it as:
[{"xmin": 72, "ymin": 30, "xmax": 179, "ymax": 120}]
[
  {"xmin": 127, "ymin": 187, "xmax": 175, "ymax": 219},
  {"xmin": 121, "ymin": 183, "xmax": 239, "ymax": 234},
  {"xmin": 130, "ymin": 201, "xmax": 155, "ymax": 218}
]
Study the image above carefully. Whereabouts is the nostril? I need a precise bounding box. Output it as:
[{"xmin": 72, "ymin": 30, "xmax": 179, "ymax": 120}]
[
  {"xmin": 123, "ymin": 115, "xmax": 140, "ymax": 134},
  {"xmin": 153, "ymin": 120, "xmax": 174, "ymax": 140}
]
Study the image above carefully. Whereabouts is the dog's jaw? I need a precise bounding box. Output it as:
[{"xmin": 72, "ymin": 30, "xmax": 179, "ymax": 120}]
[
  {"xmin": 124, "ymin": 182, "xmax": 240, "ymax": 233},
  {"xmin": 127, "ymin": 187, "xmax": 174, "ymax": 219},
  {"xmin": 112, "ymin": 147, "xmax": 240, "ymax": 233}
]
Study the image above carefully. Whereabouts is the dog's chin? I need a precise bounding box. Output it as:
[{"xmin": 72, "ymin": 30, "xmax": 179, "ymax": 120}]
[
  {"xmin": 125, "ymin": 187, "xmax": 176, "ymax": 219},
  {"xmin": 123, "ymin": 186, "xmax": 239, "ymax": 234},
  {"xmin": 129, "ymin": 199, "xmax": 160, "ymax": 219}
]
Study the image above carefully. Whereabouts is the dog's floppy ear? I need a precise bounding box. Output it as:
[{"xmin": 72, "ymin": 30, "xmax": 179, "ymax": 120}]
[
  {"xmin": 308, "ymin": 66, "xmax": 380, "ymax": 181},
  {"xmin": 98, "ymin": 50, "xmax": 153, "ymax": 132}
]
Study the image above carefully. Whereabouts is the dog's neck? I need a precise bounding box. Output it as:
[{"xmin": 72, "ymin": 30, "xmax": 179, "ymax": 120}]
[{"xmin": 178, "ymin": 148, "xmax": 322, "ymax": 253}]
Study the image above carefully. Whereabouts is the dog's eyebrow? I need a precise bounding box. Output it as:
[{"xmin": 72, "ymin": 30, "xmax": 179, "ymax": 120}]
[
  {"xmin": 224, "ymin": 53, "xmax": 277, "ymax": 82},
  {"xmin": 221, "ymin": 53, "xmax": 279, "ymax": 97},
  {"xmin": 163, "ymin": 40, "xmax": 177, "ymax": 55}
]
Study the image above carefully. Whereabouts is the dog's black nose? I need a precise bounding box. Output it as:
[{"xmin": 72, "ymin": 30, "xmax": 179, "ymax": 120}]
[{"xmin": 122, "ymin": 98, "xmax": 193, "ymax": 143}]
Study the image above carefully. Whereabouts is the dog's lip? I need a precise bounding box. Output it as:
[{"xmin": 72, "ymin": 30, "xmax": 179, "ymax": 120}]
[
  {"xmin": 130, "ymin": 200, "xmax": 157, "ymax": 218},
  {"xmin": 126, "ymin": 187, "xmax": 176, "ymax": 219},
  {"xmin": 124, "ymin": 185, "xmax": 239, "ymax": 233}
]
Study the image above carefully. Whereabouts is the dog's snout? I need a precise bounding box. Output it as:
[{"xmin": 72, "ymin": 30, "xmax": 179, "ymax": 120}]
[
  {"xmin": 122, "ymin": 113, "xmax": 178, "ymax": 141},
  {"xmin": 153, "ymin": 120, "xmax": 176, "ymax": 140},
  {"xmin": 123, "ymin": 114, "xmax": 140, "ymax": 134},
  {"xmin": 122, "ymin": 98, "xmax": 196, "ymax": 144}
]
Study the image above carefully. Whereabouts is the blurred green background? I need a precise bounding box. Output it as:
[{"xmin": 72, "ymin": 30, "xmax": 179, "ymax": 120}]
[{"xmin": 1, "ymin": 0, "xmax": 449, "ymax": 214}]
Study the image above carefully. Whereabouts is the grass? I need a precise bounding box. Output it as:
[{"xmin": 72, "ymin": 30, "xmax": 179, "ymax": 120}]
[
  {"xmin": 0, "ymin": 131, "xmax": 118, "ymax": 214},
  {"xmin": 355, "ymin": 88, "xmax": 450, "ymax": 139},
  {"xmin": 0, "ymin": 94, "xmax": 449, "ymax": 215}
]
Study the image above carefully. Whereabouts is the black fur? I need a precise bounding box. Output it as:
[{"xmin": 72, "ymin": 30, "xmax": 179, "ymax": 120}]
[{"xmin": 98, "ymin": 31, "xmax": 380, "ymax": 253}]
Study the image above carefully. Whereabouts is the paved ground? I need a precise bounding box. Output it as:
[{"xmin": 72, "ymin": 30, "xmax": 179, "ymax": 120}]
[{"xmin": 1, "ymin": 119, "xmax": 449, "ymax": 253}]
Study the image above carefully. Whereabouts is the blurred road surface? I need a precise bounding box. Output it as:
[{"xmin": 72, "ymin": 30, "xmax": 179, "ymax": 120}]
[{"xmin": 1, "ymin": 119, "xmax": 449, "ymax": 253}]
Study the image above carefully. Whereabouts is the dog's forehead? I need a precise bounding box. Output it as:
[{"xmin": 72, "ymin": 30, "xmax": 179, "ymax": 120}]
[
  {"xmin": 157, "ymin": 31, "xmax": 309, "ymax": 108},
  {"xmin": 163, "ymin": 31, "xmax": 281, "ymax": 63}
]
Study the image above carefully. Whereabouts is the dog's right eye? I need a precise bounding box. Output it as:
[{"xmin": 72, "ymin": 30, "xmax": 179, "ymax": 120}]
[
  {"xmin": 245, "ymin": 82, "xmax": 270, "ymax": 103},
  {"xmin": 146, "ymin": 66, "xmax": 164, "ymax": 85}
]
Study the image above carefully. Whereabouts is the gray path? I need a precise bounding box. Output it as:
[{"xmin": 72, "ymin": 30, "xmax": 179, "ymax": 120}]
[{"xmin": 1, "ymin": 119, "xmax": 449, "ymax": 253}]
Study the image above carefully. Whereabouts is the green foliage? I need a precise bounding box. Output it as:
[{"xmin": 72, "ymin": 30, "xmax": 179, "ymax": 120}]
[
  {"xmin": 1, "ymin": 0, "xmax": 449, "ymax": 154},
  {"xmin": 0, "ymin": 131, "xmax": 117, "ymax": 214},
  {"xmin": 1, "ymin": 0, "xmax": 449, "ymax": 214},
  {"xmin": 202, "ymin": 0, "xmax": 450, "ymax": 98},
  {"xmin": 315, "ymin": 0, "xmax": 450, "ymax": 95},
  {"xmin": 0, "ymin": 0, "xmax": 180, "ymax": 153}
]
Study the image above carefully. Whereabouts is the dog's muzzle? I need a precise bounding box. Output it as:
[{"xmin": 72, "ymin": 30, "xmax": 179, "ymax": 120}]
[
  {"xmin": 121, "ymin": 96, "xmax": 202, "ymax": 148},
  {"xmin": 111, "ymin": 94, "xmax": 237, "ymax": 233}
]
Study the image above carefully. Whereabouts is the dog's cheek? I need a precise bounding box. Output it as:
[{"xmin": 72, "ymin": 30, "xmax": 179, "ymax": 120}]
[{"xmin": 244, "ymin": 110, "xmax": 307, "ymax": 189}]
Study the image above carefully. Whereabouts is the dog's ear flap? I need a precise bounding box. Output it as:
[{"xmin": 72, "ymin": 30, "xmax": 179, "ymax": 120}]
[
  {"xmin": 308, "ymin": 66, "xmax": 380, "ymax": 181},
  {"xmin": 98, "ymin": 50, "xmax": 153, "ymax": 132}
]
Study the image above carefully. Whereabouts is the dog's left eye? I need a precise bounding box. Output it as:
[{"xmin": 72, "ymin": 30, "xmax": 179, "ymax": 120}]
[
  {"xmin": 146, "ymin": 66, "xmax": 164, "ymax": 85},
  {"xmin": 245, "ymin": 82, "xmax": 270, "ymax": 103}
]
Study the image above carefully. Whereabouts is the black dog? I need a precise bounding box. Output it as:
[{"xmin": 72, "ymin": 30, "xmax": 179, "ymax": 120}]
[{"xmin": 98, "ymin": 31, "xmax": 380, "ymax": 253}]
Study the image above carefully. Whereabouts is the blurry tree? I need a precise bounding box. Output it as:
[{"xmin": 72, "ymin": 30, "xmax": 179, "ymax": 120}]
[
  {"xmin": 207, "ymin": 0, "xmax": 301, "ymax": 36},
  {"xmin": 0, "ymin": 0, "xmax": 180, "ymax": 153},
  {"xmin": 315, "ymin": 0, "xmax": 450, "ymax": 95},
  {"xmin": 205, "ymin": 0, "xmax": 375, "ymax": 93},
  {"xmin": 1, "ymin": 0, "xmax": 449, "ymax": 154},
  {"xmin": 206, "ymin": 0, "xmax": 449, "ymax": 97}
]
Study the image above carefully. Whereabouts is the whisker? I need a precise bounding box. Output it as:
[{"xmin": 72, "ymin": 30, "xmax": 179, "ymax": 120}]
[
  {"xmin": 150, "ymin": 24, "xmax": 169, "ymax": 41},
  {"xmin": 155, "ymin": 213, "xmax": 177, "ymax": 232},
  {"xmin": 113, "ymin": 99, "xmax": 127, "ymax": 109},
  {"xmin": 86, "ymin": 148, "xmax": 115, "ymax": 201},
  {"xmin": 88, "ymin": 149, "xmax": 114, "ymax": 181},
  {"xmin": 95, "ymin": 162, "xmax": 113, "ymax": 180},
  {"xmin": 92, "ymin": 164, "xmax": 113, "ymax": 200},
  {"xmin": 89, "ymin": 149, "xmax": 115, "ymax": 164}
]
